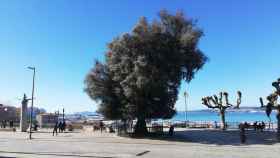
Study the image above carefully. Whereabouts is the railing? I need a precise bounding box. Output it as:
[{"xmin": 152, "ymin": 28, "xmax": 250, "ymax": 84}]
[
  {"xmin": 165, "ymin": 120, "xmax": 277, "ymax": 130},
  {"xmin": 101, "ymin": 119, "xmax": 278, "ymax": 135}
]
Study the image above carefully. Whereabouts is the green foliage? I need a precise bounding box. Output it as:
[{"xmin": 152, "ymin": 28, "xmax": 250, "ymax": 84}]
[
  {"xmin": 84, "ymin": 61, "xmax": 126, "ymax": 120},
  {"xmin": 85, "ymin": 10, "xmax": 207, "ymax": 123}
]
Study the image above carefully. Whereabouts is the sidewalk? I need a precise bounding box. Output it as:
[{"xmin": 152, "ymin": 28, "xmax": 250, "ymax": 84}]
[{"xmin": 0, "ymin": 130, "xmax": 279, "ymax": 158}]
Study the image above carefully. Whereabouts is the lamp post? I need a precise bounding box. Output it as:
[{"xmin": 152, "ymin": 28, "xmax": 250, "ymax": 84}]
[
  {"xmin": 62, "ymin": 108, "xmax": 65, "ymax": 122},
  {"xmin": 55, "ymin": 110, "xmax": 59, "ymax": 122},
  {"xmin": 58, "ymin": 109, "xmax": 60, "ymax": 122},
  {"xmin": 27, "ymin": 66, "xmax": 35, "ymax": 139},
  {"xmin": 184, "ymin": 91, "xmax": 188, "ymax": 127},
  {"xmin": 4, "ymin": 108, "xmax": 8, "ymax": 128}
]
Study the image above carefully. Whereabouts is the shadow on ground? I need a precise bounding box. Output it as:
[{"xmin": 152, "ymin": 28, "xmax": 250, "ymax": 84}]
[
  {"xmin": 0, "ymin": 151, "xmax": 113, "ymax": 158},
  {"xmin": 134, "ymin": 129, "xmax": 279, "ymax": 146}
]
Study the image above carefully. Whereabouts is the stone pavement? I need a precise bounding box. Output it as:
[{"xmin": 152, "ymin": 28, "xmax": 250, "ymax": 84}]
[
  {"xmin": 0, "ymin": 131, "xmax": 173, "ymax": 158},
  {"xmin": 0, "ymin": 130, "xmax": 279, "ymax": 158}
]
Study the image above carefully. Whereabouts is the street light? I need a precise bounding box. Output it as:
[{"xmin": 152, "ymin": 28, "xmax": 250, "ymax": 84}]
[
  {"xmin": 184, "ymin": 91, "xmax": 188, "ymax": 127},
  {"xmin": 27, "ymin": 66, "xmax": 35, "ymax": 139},
  {"xmin": 62, "ymin": 108, "xmax": 65, "ymax": 122}
]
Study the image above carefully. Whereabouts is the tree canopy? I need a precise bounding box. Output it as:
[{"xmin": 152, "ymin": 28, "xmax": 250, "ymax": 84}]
[{"xmin": 85, "ymin": 10, "xmax": 207, "ymax": 132}]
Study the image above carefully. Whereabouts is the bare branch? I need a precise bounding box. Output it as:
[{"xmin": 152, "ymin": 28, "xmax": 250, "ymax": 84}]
[
  {"xmin": 260, "ymin": 97, "xmax": 265, "ymax": 107},
  {"xmin": 213, "ymin": 95, "xmax": 219, "ymax": 105},
  {"xmin": 236, "ymin": 91, "xmax": 242, "ymax": 108},
  {"xmin": 219, "ymin": 92, "xmax": 223, "ymax": 105},
  {"xmin": 202, "ymin": 97, "xmax": 218, "ymax": 109}
]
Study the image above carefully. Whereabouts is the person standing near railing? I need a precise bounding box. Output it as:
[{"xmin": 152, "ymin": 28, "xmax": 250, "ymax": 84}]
[
  {"xmin": 239, "ymin": 123, "xmax": 246, "ymax": 143},
  {"xmin": 169, "ymin": 125, "xmax": 174, "ymax": 136}
]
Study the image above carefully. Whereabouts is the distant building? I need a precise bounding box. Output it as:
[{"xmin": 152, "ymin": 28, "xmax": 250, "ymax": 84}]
[
  {"xmin": 36, "ymin": 113, "xmax": 58, "ymax": 128},
  {"xmin": 0, "ymin": 104, "xmax": 18, "ymax": 122}
]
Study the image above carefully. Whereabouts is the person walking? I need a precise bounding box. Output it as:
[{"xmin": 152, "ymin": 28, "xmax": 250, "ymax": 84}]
[
  {"xmin": 169, "ymin": 125, "xmax": 175, "ymax": 136},
  {"xmin": 62, "ymin": 121, "xmax": 66, "ymax": 132},
  {"xmin": 3, "ymin": 120, "xmax": 6, "ymax": 128},
  {"xmin": 53, "ymin": 122, "xmax": 58, "ymax": 136},
  {"xmin": 34, "ymin": 122, "xmax": 38, "ymax": 131},
  {"xmin": 100, "ymin": 121, "xmax": 104, "ymax": 133},
  {"xmin": 58, "ymin": 122, "xmax": 62, "ymax": 133},
  {"xmin": 9, "ymin": 120, "xmax": 13, "ymax": 128}
]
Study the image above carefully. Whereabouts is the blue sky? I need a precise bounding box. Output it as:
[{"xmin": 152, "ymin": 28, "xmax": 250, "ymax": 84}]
[{"xmin": 0, "ymin": 0, "xmax": 279, "ymax": 113}]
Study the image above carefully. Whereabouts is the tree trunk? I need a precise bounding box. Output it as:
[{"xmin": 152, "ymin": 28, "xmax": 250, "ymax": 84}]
[
  {"xmin": 134, "ymin": 118, "xmax": 148, "ymax": 136},
  {"xmin": 277, "ymin": 110, "xmax": 280, "ymax": 141},
  {"xmin": 220, "ymin": 110, "xmax": 226, "ymax": 130}
]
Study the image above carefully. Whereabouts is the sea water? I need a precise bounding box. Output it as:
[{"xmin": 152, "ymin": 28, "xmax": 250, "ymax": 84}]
[{"xmin": 172, "ymin": 111, "xmax": 277, "ymax": 123}]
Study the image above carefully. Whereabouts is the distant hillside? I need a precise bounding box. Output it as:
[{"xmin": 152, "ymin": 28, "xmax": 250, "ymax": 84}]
[
  {"xmin": 65, "ymin": 111, "xmax": 103, "ymax": 121},
  {"xmin": 74, "ymin": 111, "xmax": 99, "ymax": 116},
  {"xmin": 180, "ymin": 106, "xmax": 266, "ymax": 113},
  {"xmin": 74, "ymin": 107, "xmax": 266, "ymax": 118}
]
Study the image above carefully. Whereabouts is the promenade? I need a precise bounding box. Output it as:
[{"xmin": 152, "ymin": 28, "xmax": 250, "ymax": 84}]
[{"xmin": 0, "ymin": 129, "xmax": 279, "ymax": 158}]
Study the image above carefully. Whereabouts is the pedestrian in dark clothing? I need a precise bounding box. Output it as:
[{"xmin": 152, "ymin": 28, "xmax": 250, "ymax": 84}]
[
  {"xmin": 253, "ymin": 121, "xmax": 257, "ymax": 131},
  {"xmin": 169, "ymin": 125, "xmax": 174, "ymax": 136},
  {"xmin": 62, "ymin": 121, "xmax": 66, "ymax": 132},
  {"xmin": 34, "ymin": 123, "xmax": 38, "ymax": 131},
  {"xmin": 239, "ymin": 123, "xmax": 246, "ymax": 143},
  {"xmin": 244, "ymin": 122, "xmax": 249, "ymax": 128},
  {"xmin": 58, "ymin": 122, "xmax": 63, "ymax": 133},
  {"xmin": 214, "ymin": 121, "xmax": 218, "ymax": 129},
  {"xmin": 9, "ymin": 120, "xmax": 13, "ymax": 128},
  {"xmin": 3, "ymin": 120, "xmax": 6, "ymax": 128},
  {"xmin": 100, "ymin": 121, "xmax": 104, "ymax": 133},
  {"xmin": 261, "ymin": 121, "xmax": 265, "ymax": 132},
  {"xmin": 53, "ymin": 122, "xmax": 58, "ymax": 136}
]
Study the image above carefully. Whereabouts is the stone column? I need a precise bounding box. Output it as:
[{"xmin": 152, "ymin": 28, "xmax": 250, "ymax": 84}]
[{"xmin": 20, "ymin": 94, "xmax": 28, "ymax": 132}]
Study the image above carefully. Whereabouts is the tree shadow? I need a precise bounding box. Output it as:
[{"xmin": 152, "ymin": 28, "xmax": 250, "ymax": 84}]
[{"xmin": 133, "ymin": 129, "xmax": 279, "ymax": 146}]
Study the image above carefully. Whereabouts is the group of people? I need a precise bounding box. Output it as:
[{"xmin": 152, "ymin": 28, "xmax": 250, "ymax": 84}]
[
  {"xmin": 93, "ymin": 121, "xmax": 105, "ymax": 133},
  {"xmin": 239, "ymin": 121, "xmax": 266, "ymax": 143},
  {"xmin": 252, "ymin": 121, "xmax": 266, "ymax": 131},
  {"xmin": 53, "ymin": 121, "xmax": 66, "ymax": 136},
  {"xmin": 1, "ymin": 120, "xmax": 14, "ymax": 128},
  {"xmin": 241, "ymin": 121, "xmax": 266, "ymax": 131}
]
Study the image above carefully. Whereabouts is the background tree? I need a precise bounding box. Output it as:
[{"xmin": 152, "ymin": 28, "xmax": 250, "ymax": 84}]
[
  {"xmin": 202, "ymin": 91, "xmax": 242, "ymax": 130},
  {"xmin": 260, "ymin": 78, "xmax": 280, "ymax": 141},
  {"xmin": 85, "ymin": 10, "xmax": 208, "ymax": 135}
]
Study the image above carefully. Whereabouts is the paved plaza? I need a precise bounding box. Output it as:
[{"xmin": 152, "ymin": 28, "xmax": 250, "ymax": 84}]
[{"xmin": 0, "ymin": 129, "xmax": 280, "ymax": 158}]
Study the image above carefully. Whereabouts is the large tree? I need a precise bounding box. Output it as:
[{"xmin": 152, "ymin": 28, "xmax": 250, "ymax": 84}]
[{"xmin": 85, "ymin": 10, "xmax": 207, "ymax": 135}]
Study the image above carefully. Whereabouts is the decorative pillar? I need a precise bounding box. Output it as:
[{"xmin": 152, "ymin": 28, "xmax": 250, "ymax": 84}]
[{"xmin": 20, "ymin": 94, "xmax": 29, "ymax": 132}]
